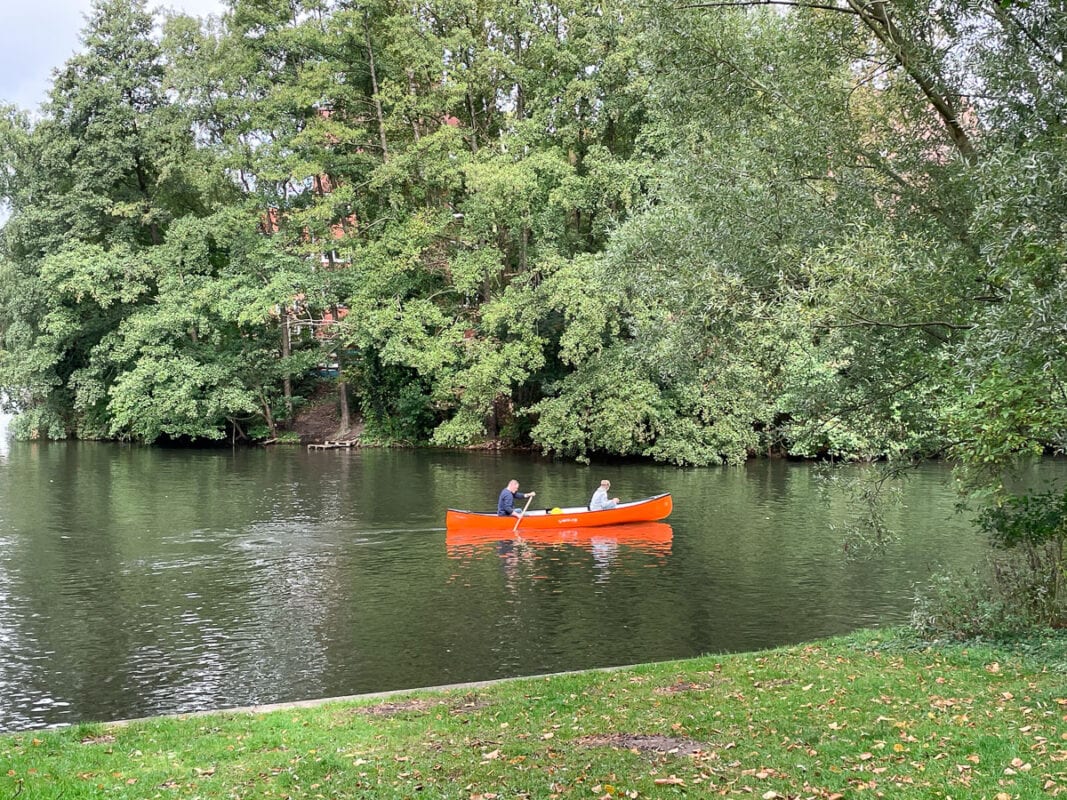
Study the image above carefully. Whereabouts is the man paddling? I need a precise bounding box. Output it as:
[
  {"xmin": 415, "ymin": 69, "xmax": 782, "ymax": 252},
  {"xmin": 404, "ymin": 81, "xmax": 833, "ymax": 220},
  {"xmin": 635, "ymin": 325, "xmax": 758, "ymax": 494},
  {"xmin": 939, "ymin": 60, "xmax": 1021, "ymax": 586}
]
[{"xmin": 498, "ymin": 479, "xmax": 536, "ymax": 516}]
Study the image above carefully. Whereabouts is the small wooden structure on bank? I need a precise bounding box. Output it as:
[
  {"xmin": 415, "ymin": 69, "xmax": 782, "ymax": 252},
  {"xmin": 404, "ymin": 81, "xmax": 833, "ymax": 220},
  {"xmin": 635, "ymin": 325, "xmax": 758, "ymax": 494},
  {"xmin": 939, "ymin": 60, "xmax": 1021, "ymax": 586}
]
[{"xmin": 307, "ymin": 440, "xmax": 359, "ymax": 450}]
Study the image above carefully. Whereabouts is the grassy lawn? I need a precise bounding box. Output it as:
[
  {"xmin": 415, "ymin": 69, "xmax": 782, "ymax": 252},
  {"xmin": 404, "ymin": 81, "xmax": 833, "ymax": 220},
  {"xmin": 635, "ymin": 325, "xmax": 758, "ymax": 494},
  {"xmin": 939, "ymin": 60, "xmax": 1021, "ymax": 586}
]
[{"xmin": 3, "ymin": 629, "xmax": 1065, "ymax": 799}]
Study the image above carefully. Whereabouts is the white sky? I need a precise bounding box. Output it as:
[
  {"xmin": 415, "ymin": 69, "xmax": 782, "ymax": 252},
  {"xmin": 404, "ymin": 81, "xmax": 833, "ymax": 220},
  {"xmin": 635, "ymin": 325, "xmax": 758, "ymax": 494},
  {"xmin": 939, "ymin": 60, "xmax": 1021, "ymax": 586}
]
[{"xmin": 0, "ymin": 0, "xmax": 227, "ymax": 112}]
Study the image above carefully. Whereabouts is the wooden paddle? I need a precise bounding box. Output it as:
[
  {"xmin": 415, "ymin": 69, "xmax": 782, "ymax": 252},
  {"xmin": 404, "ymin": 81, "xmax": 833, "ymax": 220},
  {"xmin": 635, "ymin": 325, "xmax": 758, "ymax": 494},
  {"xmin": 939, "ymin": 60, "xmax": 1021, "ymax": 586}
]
[{"xmin": 513, "ymin": 493, "xmax": 535, "ymax": 532}]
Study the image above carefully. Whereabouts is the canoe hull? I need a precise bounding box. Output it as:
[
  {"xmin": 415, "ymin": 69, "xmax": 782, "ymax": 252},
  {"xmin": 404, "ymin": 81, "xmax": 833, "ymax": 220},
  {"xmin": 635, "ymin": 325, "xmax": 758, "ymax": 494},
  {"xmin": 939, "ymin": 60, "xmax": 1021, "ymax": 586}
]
[
  {"xmin": 447, "ymin": 521, "xmax": 673, "ymax": 551},
  {"xmin": 445, "ymin": 492, "xmax": 672, "ymax": 531}
]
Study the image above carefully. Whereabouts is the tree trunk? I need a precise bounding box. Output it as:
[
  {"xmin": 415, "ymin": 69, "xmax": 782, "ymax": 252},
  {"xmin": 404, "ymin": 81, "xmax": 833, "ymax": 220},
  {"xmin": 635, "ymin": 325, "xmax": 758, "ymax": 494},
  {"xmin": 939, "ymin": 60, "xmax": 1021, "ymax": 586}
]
[
  {"xmin": 466, "ymin": 91, "xmax": 479, "ymax": 152},
  {"xmin": 281, "ymin": 312, "xmax": 293, "ymax": 422},
  {"xmin": 407, "ymin": 70, "xmax": 422, "ymax": 143},
  {"xmin": 338, "ymin": 377, "xmax": 350, "ymax": 435},
  {"xmin": 365, "ymin": 15, "xmax": 389, "ymax": 163},
  {"xmin": 520, "ymin": 224, "xmax": 529, "ymax": 272},
  {"xmin": 847, "ymin": 0, "xmax": 976, "ymax": 164},
  {"xmin": 513, "ymin": 20, "xmax": 525, "ymax": 121},
  {"xmin": 262, "ymin": 394, "xmax": 277, "ymax": 438}
]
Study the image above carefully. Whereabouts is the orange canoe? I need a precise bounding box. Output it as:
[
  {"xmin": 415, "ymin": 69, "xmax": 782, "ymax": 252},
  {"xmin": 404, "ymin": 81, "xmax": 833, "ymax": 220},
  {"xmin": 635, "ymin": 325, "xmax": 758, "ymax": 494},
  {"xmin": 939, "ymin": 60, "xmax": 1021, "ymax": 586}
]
[
  {"xmin": 445, "ymin": 492, "xmax": 672, "ymax": 531},
  {"xmin": 447, "ymin": 521, "xmax": 673, "ymax": 551}
]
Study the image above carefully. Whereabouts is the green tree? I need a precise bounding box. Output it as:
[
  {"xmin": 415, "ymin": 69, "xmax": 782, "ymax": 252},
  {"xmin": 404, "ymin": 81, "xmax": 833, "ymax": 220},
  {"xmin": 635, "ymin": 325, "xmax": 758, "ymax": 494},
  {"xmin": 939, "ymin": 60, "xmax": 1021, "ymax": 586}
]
[
  {"xmin": 620, "ymin": 0, "xmax": 1066, "ymax": 611},
  {"xmin": 0, "ymin": 0, "xmax": 321, "ymax": 442},
  {"xmin": 0, "ymin": 0, "xmax": 190, "ymax": 437}
]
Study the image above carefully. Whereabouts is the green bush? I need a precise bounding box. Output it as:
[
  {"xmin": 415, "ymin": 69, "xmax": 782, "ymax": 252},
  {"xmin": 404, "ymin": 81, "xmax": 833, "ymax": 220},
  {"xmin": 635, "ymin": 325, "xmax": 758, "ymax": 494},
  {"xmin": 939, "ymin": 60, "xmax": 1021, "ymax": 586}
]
[
  {"xmin": 910, "ymin": 550, "xmax": 1061, "ymax": 641},
  {"xmin": 977, "ymin": 488, "xmax": 1067, "ymax": 626}
]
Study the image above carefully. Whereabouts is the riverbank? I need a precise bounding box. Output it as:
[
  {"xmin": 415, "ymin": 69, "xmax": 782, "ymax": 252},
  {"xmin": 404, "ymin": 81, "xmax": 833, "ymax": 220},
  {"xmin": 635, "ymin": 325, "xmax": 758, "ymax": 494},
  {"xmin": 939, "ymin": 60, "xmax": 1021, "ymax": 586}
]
[{"xmin": 3, "ymin": 629, "xmax": 1064, "ymax": 799}]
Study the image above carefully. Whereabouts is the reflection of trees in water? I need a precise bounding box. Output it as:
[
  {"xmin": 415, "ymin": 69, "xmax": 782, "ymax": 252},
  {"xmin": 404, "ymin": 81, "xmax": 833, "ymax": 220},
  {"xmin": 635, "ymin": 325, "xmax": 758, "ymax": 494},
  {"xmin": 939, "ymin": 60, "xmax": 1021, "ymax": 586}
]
[{"xmin": 0, "ymin": 408, "xmax": 10, "ymax": 458}]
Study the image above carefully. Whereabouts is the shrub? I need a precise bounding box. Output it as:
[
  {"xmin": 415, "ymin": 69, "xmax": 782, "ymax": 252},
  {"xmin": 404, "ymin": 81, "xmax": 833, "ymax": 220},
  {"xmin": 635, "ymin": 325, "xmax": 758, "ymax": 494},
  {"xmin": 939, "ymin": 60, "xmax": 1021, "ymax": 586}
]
[
  {"xmin": 911, "ymin": 548, "xmax": 1063, "ymax": 641},
  {"xmin": 977, "ymin": 487, "xmax": 1067, "ymax": 627}
]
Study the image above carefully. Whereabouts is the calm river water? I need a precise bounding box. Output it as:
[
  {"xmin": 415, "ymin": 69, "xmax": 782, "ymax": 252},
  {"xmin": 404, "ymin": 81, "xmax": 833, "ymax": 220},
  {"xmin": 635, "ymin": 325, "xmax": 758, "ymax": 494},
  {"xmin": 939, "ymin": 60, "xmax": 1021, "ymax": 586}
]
[{"xmin": 0, "ymin": 436, "xmax": 1057, "ymax": 732}]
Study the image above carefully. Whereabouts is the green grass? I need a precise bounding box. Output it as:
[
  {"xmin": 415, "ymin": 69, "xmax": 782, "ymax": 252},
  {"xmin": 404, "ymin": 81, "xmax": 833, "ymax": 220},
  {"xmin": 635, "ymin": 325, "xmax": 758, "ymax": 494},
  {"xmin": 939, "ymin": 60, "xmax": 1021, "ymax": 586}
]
[{"xmin": 3, "ymin": 629, "xmax": 1066, "ymax": 799}]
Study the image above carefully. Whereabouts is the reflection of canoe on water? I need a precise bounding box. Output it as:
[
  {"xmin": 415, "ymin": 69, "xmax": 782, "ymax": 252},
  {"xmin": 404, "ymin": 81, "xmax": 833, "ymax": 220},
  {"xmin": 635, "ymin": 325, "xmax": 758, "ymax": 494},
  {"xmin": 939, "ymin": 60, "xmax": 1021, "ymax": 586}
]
[
  {"xmin": 445, "ymin": 493, "xmax": 672, "ymax": 531},
  {"xmin": 446, "ymin": 521, "xmax": 674, "ymax": 552}
]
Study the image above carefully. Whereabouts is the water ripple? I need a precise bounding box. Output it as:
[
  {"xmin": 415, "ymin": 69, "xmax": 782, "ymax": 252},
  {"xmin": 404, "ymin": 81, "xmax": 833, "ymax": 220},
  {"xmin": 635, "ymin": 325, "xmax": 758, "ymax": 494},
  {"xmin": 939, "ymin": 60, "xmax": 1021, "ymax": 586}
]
[{"xmin": 0, "ymin": 445, "xmax": 1038, "ymax": 732}]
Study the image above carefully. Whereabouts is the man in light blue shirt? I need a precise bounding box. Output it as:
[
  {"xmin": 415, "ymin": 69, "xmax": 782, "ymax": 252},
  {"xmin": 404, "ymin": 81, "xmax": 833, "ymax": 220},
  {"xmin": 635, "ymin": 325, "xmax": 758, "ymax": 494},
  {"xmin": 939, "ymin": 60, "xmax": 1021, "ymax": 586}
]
[{"xmin": 589, "ymin": 479, "xmax": 619, "ymax": 510}]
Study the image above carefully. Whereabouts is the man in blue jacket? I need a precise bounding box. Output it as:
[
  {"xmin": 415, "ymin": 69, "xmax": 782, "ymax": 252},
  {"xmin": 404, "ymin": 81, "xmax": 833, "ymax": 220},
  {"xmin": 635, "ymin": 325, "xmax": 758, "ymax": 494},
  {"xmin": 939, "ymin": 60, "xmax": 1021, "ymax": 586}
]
[{"xmin": 498, "ymin": 479, "xmax": 536, "ymax": 516}]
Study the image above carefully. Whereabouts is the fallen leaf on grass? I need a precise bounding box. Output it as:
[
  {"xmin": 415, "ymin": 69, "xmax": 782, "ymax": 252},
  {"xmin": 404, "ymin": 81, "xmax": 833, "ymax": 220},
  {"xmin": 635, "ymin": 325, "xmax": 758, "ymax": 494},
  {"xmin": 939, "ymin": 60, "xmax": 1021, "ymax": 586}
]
[{"xmin": 654, "ymin": 776, "xmax": 685, "ymax": 786}]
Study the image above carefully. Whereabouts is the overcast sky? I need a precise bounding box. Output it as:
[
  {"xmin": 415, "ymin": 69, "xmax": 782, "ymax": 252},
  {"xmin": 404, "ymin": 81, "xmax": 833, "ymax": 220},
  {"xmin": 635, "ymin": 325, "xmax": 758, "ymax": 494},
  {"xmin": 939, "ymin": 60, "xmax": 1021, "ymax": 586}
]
[{"xmin": 0, "ymin": 0, "xmax": 227, "ymax": 113}]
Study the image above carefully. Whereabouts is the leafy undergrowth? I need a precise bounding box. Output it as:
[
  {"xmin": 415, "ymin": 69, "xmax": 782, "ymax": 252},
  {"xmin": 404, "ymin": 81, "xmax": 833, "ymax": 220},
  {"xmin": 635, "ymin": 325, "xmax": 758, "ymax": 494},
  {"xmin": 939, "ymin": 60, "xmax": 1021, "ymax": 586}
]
[{"xmin": 3, "ymin": 630, "xmax": 1066, "ymax": 799}]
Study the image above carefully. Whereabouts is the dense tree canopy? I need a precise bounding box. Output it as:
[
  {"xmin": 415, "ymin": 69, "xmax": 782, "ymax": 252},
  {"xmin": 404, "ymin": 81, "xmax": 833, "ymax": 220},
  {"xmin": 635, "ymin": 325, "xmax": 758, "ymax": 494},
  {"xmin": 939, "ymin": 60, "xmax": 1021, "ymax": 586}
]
[{"xmin": 0, "ymin": 0, "xmax": 1062, "ymax": 492}]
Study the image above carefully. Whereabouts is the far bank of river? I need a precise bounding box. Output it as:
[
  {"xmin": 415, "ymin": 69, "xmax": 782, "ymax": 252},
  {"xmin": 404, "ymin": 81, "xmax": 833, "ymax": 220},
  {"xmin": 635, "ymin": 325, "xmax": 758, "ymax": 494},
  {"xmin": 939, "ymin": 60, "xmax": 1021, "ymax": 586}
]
[{"xmin": 0, "ymin": 441, "xmax": 1062, "ymax": 732}]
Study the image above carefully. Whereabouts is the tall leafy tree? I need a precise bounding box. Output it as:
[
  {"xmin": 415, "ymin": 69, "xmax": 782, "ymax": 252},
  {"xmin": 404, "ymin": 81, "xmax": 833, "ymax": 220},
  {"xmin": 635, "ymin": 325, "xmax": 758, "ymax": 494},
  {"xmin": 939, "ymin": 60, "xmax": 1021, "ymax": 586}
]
[
  {"xmin": 589, "ymin": 0, "xmax": 1066, "ymax": 612},
  {"xmin": 423, "ymin": 0, "xmax": 652, "ymax": 447},
  {"xmin": 0, "ymin": 0, "xmax": 187, "ymax": 436},
  {"xmin": 0, "ymin": 0, "xmax": 319, "ymax": 441}
]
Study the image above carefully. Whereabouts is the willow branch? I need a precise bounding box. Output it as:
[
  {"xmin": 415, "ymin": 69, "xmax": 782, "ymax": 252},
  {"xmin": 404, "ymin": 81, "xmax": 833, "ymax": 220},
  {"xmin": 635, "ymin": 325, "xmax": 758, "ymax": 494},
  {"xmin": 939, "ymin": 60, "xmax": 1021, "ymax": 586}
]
[
  {"xmin": 988, "ymin": 4, "xmax": 1062, "ymax": 71},
  {"xmin": 846, "ymin": 0, "xmax": 976, "ymax": 164},
  {"xmin": 681, "ymin": 0, "xmax": 858, "ymax": 12},
  {"xmin": 684, "ymin": 0, "xmax": 978, "ymax": 164},
  {"xmin": 824, "ymin": 315, "xmax": 973, "ymax": 332}
]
